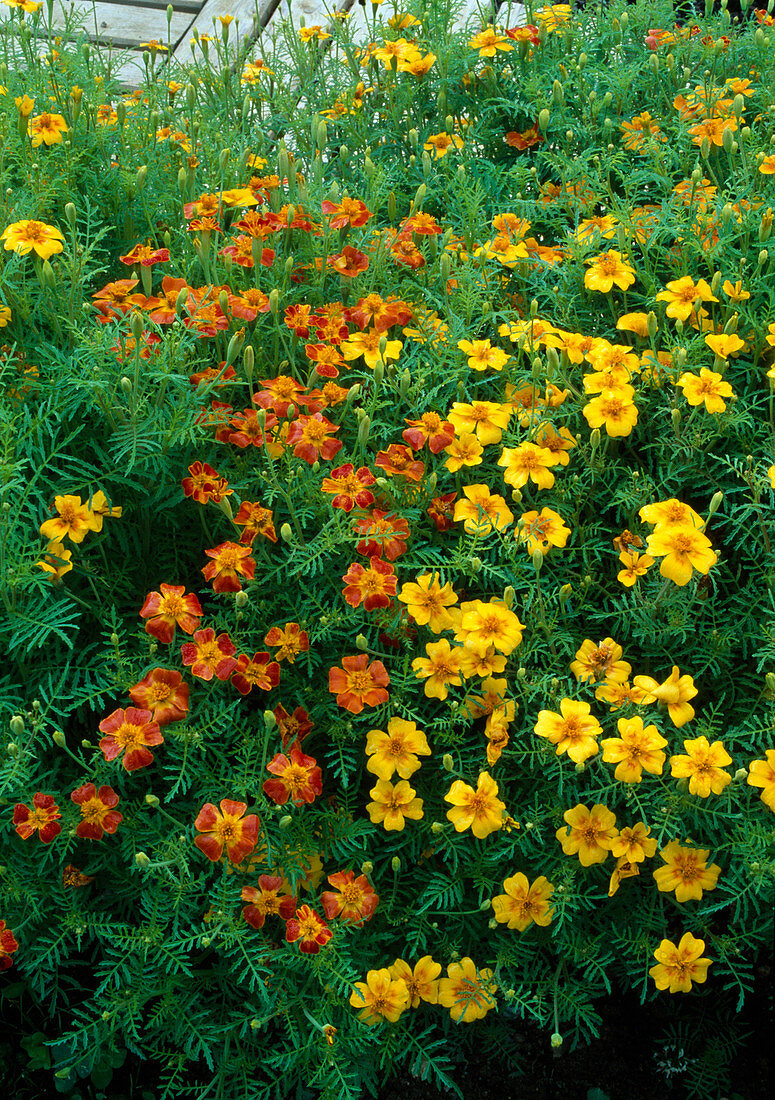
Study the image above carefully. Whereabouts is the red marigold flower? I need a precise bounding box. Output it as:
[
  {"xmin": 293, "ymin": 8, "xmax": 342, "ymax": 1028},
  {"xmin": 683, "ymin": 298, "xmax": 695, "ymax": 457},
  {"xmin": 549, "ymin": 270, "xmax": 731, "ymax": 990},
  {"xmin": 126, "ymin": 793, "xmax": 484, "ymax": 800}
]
[
  {"xmin": 342, "ymin": 559, "xmax": 397, "ymax": 611},
  {"xmin": 320, "ymin": 463, "xmax": 376, "ymax": 512},
  {"xmin": 0, "ymin": 921, "xmax": 19, "ymax": 971},
  {"xmin": 228, "ymin": 287, "xmax": 271, "ymax": 321},
  {"xmin": 201, "ymin": 541, "xmax": 256, "ymax": 594},
  {"xmin": 322, "ymin": 197, "xmax": 372, "ymax": 229},
  {"xmin": 189, "ymin": 361, "xmax": 237, "ymax": 388},
  {"xmin": 129, "ymin": 668, "xmax": 189, "ymax": 726},
  {"xmin": 70, "ymin": 783, "xmax": 123, "ymax": 840},
  {"xmin": 227, "ymin": 408, "xmax": 277, "ymax": 449},
  {"xmin": 328, "ymin": 654, "xmax": 390, "ymax": 714},
  {"xmin": 62, "ymin": 865, "xmax": 95, "ymax": 888},
  {"xmin": 285, "ymin": 904, "xmax": 333, "ymax": 953},
  {"xmin": 402, "ymin": 412, "xmax": 456, "ymax": 454},
  {"xmin": 264, "ymin": 622, "xmax": 310, "ymax": 663},
  {"xmin": 284, "ymin": 303, "xmax": 312, "ymax": 338},
  {"xmin": 263, "ymin": 743, "xmax": 323, "ymax": 806},
  {"xmin": 194, "ymin": 798, "xmax": 260, "ymax": 864},
  {"xmin": 181, "ymin": 628, "xmax": 238, "ymax": 681},
  {"xmin": 505, "ymin": 125, "xmax": 544, "ymax": 150},
  {"xmin": 232, "ymin": 651, "xmax": 281, "ymax": 695},
  {"xmin": 91, "ymin": 278, "xmax": 145, "ymax": 322},
  {"xmin": 234, "ymin": 500, "xmax": 277, "ymax": 544},
  {"xmin": 252, "ymin": 375, "xmax": 307, "ymax": 417},
  {"xmin": 320, "ymin": 870, "xmax": 379, "ymax": 925},
  {"xmin": 286, "ymin": 413, "xmax": 343, "ymax": 465},
  {"xmin": 13, "ymin": 793, "xmax": 62, "ymax": 843},
  {"xmin": 145, "ymin": 275, "xmax": 188, "ymax": 324},
  {"xmin": 354, "ymin": 510, "xmax": 410, "ymax": 560},
  {"xmin": 375, "ymin": 444, "xmax": 426, "ymax": 481},
  {"xmin": 182, "ymin": 461, "xmax": 233, "ymax": 504},
  {"xmin": 273, "ymin": 703, "xmax": 313, "ymax": 750},
  {"xmin": 119, "ymin": 243, "xmax": 170, "ymax": 267},
  {"xmin": 139, "ymin": 583, "xmax": 203, "ymax": 644},
  {"xmin": 427, "ymin": 492, "xmax": 457, "ymax": 532},
  {"xmin": 241, "ymin": 875, "xmax": 296, "ymax": 929},
  {"xmin": 305, "ymin": 342, "xmax": 346, "ymax": 379},
  {"xmin": 97, "ymin": 707, "xmax": 163, "ymax": 771},
  {"xmin": 328, "ymin": 245, "xmax": 369, "ymax": 278}
]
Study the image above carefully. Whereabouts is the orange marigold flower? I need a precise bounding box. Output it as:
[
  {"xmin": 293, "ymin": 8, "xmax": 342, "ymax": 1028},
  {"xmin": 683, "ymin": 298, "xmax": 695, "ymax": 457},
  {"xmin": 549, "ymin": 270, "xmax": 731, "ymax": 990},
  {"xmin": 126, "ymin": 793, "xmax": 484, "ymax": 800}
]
[
  {"xmin": 427, "ymin": 492, "xmax": 457, "ymax": 532},
  {"xmin": 201, "ymin": 541, "xmax": 256, "ymax": 594},
  {"xmin": 194, "ymin": 798, "xmax": 260, "ymax": 864},
  {"xmin": 322, "ymin": 197, "xmax": 372, "ymax": 229},
  {"xmin": 264, "ymin": 743, "xmax": 322, "ymax": 806},
  {"xmin": 181, "ymin": 628, "xmax": 238, "ymax": 681},
  {"xmin": 354, "ymin": 510, "xmax": 410, "ymax": 560},
  {"xmin": 286, "ymin": 905, "xmax": 333, "ymax": 953},
  {"xmin": 140, "ymin": 583, "xmax": 202, "ymax": 644},
  {"xmin": 13, "ymin": 793, "xmax": 62, "ymax": 843},
  {"xmin": 321, "ymin": 463, "xmax": 376, "ymax": 512},
  {"xmin": 234, "ymin": 500, "xmax": 277, "ymax": 544},
  {"xmin": 320, "ymin": 870, "xmax": 379, "ymax": 924},
  {"xmin": 375, "ymin": 443, "xmax": 425, "ymax": 481},
  {"xmin": 273, "ymin": 703, "xmax": 314, "ymax": 750},
  {"xmin": 231, "ymin": 651, "xmax": 280, "ymax": 695},
  {"xmin": 119, "ymin": 242, "xmax": 170, "ymax": 267},
  {"xmin": 98, "ymin": 707, "xmax": 163, "ymax": 771},
  {"xmin": 39, "ymin": 494, "xmax": 101, "ymax": 544},
  {"xmin": 329, "ymin": 245, "xmax": 369, "ymax": 278},
  {"xmin": 329, "ymin": 654, "xmax": 390, "ymax": 713},
  {"xmin": 129, "ymin": 668, "xmax": 189, "ymax": 726},
  {"xmin": 0, "ymin": 921, "xmax": 19, "ymax": 971},
  {"xmin": 286, "ymin": 413, "xmax": 342, "ymax": 464},
  {"xmin": 342, "ymin": 559, "xmax": 397, "ymax": 611},
  {"xmin": 62, "ymin": 865, "xmax": 95, "ymax": 888},
  {"xmin": 182, "ymin": 461, "xmax": 232, "ymax": 504},
  {"xmin": 70, "ymin": 783, "xmax": 123, "ymax": 840},
  {"xmin": 241, "ymin": 875, "xmax": 296, "ymax": 929},
  {"xmin": 264, "ymin": 623, "xmax": 309, "ymax": 663},
  {"xmin": 402, "ymin": 411, "xmax": 455, "ymax": 453}
]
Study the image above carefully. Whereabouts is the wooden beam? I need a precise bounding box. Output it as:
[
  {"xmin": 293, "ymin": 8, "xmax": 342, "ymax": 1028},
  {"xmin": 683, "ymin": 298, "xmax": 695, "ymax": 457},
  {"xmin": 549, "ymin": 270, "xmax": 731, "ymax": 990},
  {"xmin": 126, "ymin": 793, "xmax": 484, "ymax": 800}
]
[
  {"xmin": 172, "ymin": 0, "xmax": 280, "ymax": 64},
  {"xmin": 47, "ymin": 1, "xmax": 195, "ymax": 50}
]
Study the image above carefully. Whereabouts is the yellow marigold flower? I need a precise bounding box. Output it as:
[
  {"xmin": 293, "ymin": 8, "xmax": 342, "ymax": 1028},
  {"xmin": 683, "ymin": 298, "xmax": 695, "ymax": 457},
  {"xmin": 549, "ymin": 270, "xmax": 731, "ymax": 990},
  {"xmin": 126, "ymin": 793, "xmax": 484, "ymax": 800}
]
[
  {"xmin": 423, "ymin": 132, "xmax": 464, "ymax": 158},
  {"xmin": 747, "ymin": 749, "xmax": 775, "ymax": 811},
  {"xmin": 620, "ymin": 112, "xmax": 666, "ymax": 153},
  {"xmin": 456, "ymin": 599, "xmax": 524, "ymax": 655},
  {"xmin": 498, "ymin": 442, "xmax": 556, "ymax": 490},
  {"xmin": 610, "ymin": 821, "xmax": 658, "ymax": 863},
  {"xmin": 656, "ymin": 276, "xmax": 718, "ymax": 322},
  {"xmin": 594, "ymin": 680, "xmax": 647, "ymax": 711},
  {"xmin": 453, "ymin": 484, "xmax": 514, "ymax": 536},
  {"xmin": 398, "ymin": 573, "xmax": 458, "ymax": 633},
  {"xmin": 759, "ymin": 154, "xmax": 775, "ymax": 174},
  {"xmin": 484, "ymin": 707, "xmax": 510, "ymax": 765},
  {"xmin": 457, "ymin": 338, "xmax": 510, "ymax": 372},
  {"xmin": 2, "ymin": 219, "xmax": 65, "ymax": 260},
  {"xmin": 411, "ymin": 639, "xmax": 466, "ymax": 700},
  {"xmin": 443, "ymin": 432, "xmax": 483, "ymax": 472},
  {"xmin": 365, "ymin": 719, "xmax": 430, "ymax": 782},
  {"xmin": 583, "ymin": 389, "xmax": 638, "ymax": 437},
  {"xmin": 366, "ymin": 779, "xmax": 424, "ymax": 831},
  {"xmin": 535, "ymin": 4, "xmax": 572, "ymax": 33},
  {"xmin": 87, "ymin": 490, "xmax": 122, "ymax": 531},
  {"xmin": 448, "ymin": 400, "xmax": 511, "ymax": 444},
  {"xmin": 571, "ymin": 638, "xmax": 631, "ymax": 684},
  {"xmin": 633, "ymin": 666, "xmax": 697, "ymax": 727},
  {"xmin": 646, "ymin": 526, "xmax": 717, "ymax": 586},
  {"xmin": 616, "ymin": 311, "xmax": 652, "ymax": 337},
  {"xmin": 607, "ymin": 857, "xmax": 642, "ymax": 897},
  {"xmin": 556, "ymin": 803, "xmax": 617, "ymax": 866},
  {"xmin": 36, "ymin": 540, "xmax": 73, "ymax": 582},
  {"xmin": 388, "ymin": 957, "xmax": 441, "ymax": 1006},
  {"xmin": 583, "ymin": 250, "xmax": 636, "ymax": 293},
  {"xmin": 534, "ymin": 699, "xmax": 602, "ymax": 764},
  {"xmin": 28, "ymin": 112, "xmax": 68, "ymax": 147},
  {"xmin": 444, "ymin": 771, "xmax": 505, "ymax": 838},
  {"xmin": 0, "ymin": 304, "xmax": 10, "ymax": 327},
  {"xmin": 722, "ymin": 279, "xmax": 750, "ymax": 302},
  {"xmin": 14, "ymin": 94, "xmax": 35, "ymax": 117},
  {"xmin": 687, "ymin": 115, "xmax": 736, "ymax": 147},
  {"xmin": 638, "ymin": 498, "xmax": 704, "ymax": 529},
  {"xmin": 670, "ymin": 735, "xmax": 732, "ymax": 797},
  {"xmin": 677, "ymin": 368, "xmax": 734, "ymax": 413},
  {"xmin": 350, "ymin": 969, "xmax": 410, "ymax": 1024},
  {"xmin": 704, "ymin": 332, "xmax": 745, "ymax": 360},
  {"xmin": 40, "ymin": 494, "xmax": 101, "ymax": 544},
  {"xmin": 650, "ymin": 933, "xmax": 711, "ymax": 993},
  {"xmin": 653, "ymin": 841, "xmax": 721, "ymax": 902},
  {"xmin": 517, "ymin": 507, "xmax": 571, "ymax": 556},
  {"xmin": 437, "ymin": 957, "xmax": 497, "ymax": 1022},
  {"xmin": 617, "ymin": 549, "xmax": 654, "ymax": 587},
  {"xmin": 574, "ymin": 214, "xmax": 617, "ymax": 243},
  {"xmin": 468, "ymin": 28, "xmax": 513, "ymax": 55},
  {"xmin": 457, "ymin": 644, "xmax": 507, "ymax": 678},
  {"xmin": 492, "ymin": 873, "xmax": 554, "ymax": 931},
  {"xmin": 601, "ymin": 716, "xmax": 667, "ymax": 782},
  {"xmin": 533, "ymin": 422, "xmax": 576, "ymax": 465}
]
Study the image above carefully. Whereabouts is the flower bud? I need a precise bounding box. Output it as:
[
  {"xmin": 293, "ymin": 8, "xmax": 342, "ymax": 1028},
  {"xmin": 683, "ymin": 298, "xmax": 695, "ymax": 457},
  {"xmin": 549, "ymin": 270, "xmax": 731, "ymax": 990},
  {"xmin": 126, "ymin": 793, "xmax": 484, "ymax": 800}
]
[
  {"xmin": 135, "ymin": 852, "xmax": 151, "ymax": 867},
  {"xmin": 391, "ymin": 856, "xmax": 401, "ymax": 873},
  {"xmin": 589, "ymin": 427, "xmax": 601, "ymax": 451},
  {"xmin": 539, "ymin": 108, "xmax": 550, "ymax": 131},
  {"xmin": 120, "ymin": 377, "xmax": 132, "ymax": 394},
  {"xmin": 707, "ymin": 491, "xmax": 723, "ymax": 519},
  {"xmin": 469, "ymin": 556, "xmax": 483, "ymax": 573},
  {"xmin": 53, "ymin": 730, "xmax": 66, "ymax": 747},
  {"xmin": 263, "ymin": 710, "xmax": 277, "ymax": 732},
  {"xmin": 532, "ymin": 549, "xmax": 544, "ymax": 574},
  {"xmin": 9, "ymin": 715, "xmax": 24, "ymax": 737},
  {"xmin": 700, "ymin": 136, "xmax": 711, "ymax": 160},
  {"xmin": 431, "ymin": 821, "xmax": 444, "ymax": 835},
  {"xmin": 442, "ymin": 754, "xmax": 454, "ymax": 771},
  {"xmin": 279, "ymin": 815, "xmax": 293, "ymax": 829},
  {"xmin": 355, "ymin": 634, "xmax": 369, "ymax": 652},
  {"xmin": 503, "ymin": 585, "xmax": 515, "ymax": 608},
  {"xmin": 551, "ymin": 1033, "xmax": 563, "ymax": 1050},
  {"xmin": 280, "ymin": 523, "xmax": 294, "ymax": 543},
  {"xmin": 361, "ymin": 861, "xmax": 373, "ymax": 875},
  {"xmin": 145, "ymin": 794, "xmax": 160, "ymax": 807},
  {"xmin": 269, "ymin": 288, "xmax": 279, "ymax": 314}
]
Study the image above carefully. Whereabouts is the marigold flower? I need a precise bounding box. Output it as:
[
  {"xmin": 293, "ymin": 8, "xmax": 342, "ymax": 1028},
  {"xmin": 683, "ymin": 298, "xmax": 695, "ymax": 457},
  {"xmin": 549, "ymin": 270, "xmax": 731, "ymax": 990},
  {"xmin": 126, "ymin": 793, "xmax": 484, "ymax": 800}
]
[
  {"xmin": 365, "ymin": 718, "xmax": 430, "ymax": 781},
  {"xmin": 273, "ymin": 703, "xmax": 313, "ymax": 751},
  {"xmin": 0, "ymin": 921, "xmax": 19, "ymax": 971},
  {"xmin": 427, "ymin": 492, "xmax": 457, "ymax": 532},
  {"xmin": 445, "ymin": 771, "xmax": 505, "ymax": 839},
  {"xmin": 656, "ymin": 276, "xmax": 718, "ymax": 321},
  {"xmin": 638, "ymin": 498, "xmax": 705, "ymax": 529},
  {"xmin": 571, "ymin": 638, "xmax": 630, "ymax": 683},
  {"xmin": 594, "ymin": 680, "xmax": 646, "ymax": 711},
  {"xmin": 402, "ymin": 411, "xmax": 455, "ymax": 453},
  {"xmin": 388, "ymin": 957, "xmax": 440, "ymax": 1006},
  {"xmin": 241, "ymin": 875, "xmax": 296, "ymax": 929},
  {"xmin": 457, "ymin": 600, "xmax": 524, "ymax": 655},
  {"xmin": 646, "ymin": 525, "xmax": 717, "ymax": 586},
  {"xmin": 70, "ymin": 783, "xmax": 123, "ymax": 839},
  {"xmin": 128, "ymin": 668, "xmax": 189, "ymax": 726},
  {"xmin": 329, "ymin": 654, "xmax": 390, "ymax": 713},
  {"xmin": 285, "ymin": 905, "xmax": 333, "ymax": 953},
  {"xmin": 556, "ymin": 803, "xmax": 617, "ymax": 865},
  {"xmin": 286, "ymin": 413, "xmax": 342, "ymax": 464},
  {"xmin": 677, "ymin": 368, "xmax": 734, "ymax": 413},
  {"xmin": 263, "ymin": 743, "xmax": 322, "ymax": 806},
  {"xmin": 650, "ymin": 933, "xmax": 711, "ymax": 993},
  {"xmin": 13, "ymin": 793, "xmax": 62, "ymax": 843},
  {"xmin": 36, "ymin": 539, "xmax": 73, "ymax": 582},
  {"xmin": 469, "ymin": 27, "xmax": 513, "ymax": 55},
  {"xmin": 437, "ymin": 958, "xmax": 497, "ymax": 1022},
  {"xmin": 670, "ymin": 735, "xmax": 732, "ymax": 796},
  {"xmin": 452, "ymin": 484, "xmax": 514, "ymax": 536},
  {"xmin": 1, "ymin": 219, "xmax": 65, "ymax": 260},
  {"xmin": 653, "ymin": 841, "xmax": 721, "ymax": 902},
  {"xmin": 443, "ymin": 433, "xmax": 484, "ymax": 472},
  {"xmin": 350, "ymin": 969, "xmax": 410, "ymax": 1024},
  {"xmin": 341, "ymin": 559, "xmax": 397, "ymax": 611},
  {"xmin": 98, "ymin": 707, "xmax": 163, "ymax": 771},
  {"xmin": 584, "ymin": 250, "xmax": 636, "ymax": 293},
  {"xmin": 354, "ymin": 510, "xmax": 409, "ymax": 560},
  {"xmin": 423, "ymin": 132, "xmax": 464, "ymax": 158},
  {"xmin": 518, "ymin": 508, "xmax": 571, "ymax": 556},
  {"xmin": 457, "ymin": 338, "xmax": 510, "ymax": 372},
  {"xmin": 448, "ymin": 400, "xmax": 511, "ymax": 444},
  {"xmin": 617, "ymin": 550, "xmax": 654, "ymax": 586},
  {"xmin": 62, "ymin": 865, "xmax": 95, "ymax": 888},
  {"xmin": 583, "ymin": 389, "xmax": 638, "ymax": 437},
  {"xmin": 39, "ymin": 494, "xmax": 101, "ymax": 544},
  {"xmin": 534, "ymin": 699, "xmax": 602, "ymax": 764},
  {"xmin": 320, "ymin": 871, "xmax": 378, "ymax": 925},
  {"xmin": 398, "ymin": 573, "xmax": 458, "ymax": 632},
  {"xmin": 263, "ymin": 623, "xmax": 309, "ymax": 663},
  {"xmin": 181, "ymin": 628, "xmax": 238, "ymax": 681},
  {"xmin": 633, "ymin": 666, "xmax": 697, "ymax": 727},
  {"xmin": 320, "ymin": 464, "xmax": 376, "ymax": 512},
  {"xmin": 411, "ymin": 639, "xmax": 466, "ymax": 700},
  {"xmin": 367, "ymin": 778, "xmax": 423, "ymax": 831},
  {"xmin": 201, "ymin": 541, "xmax": 256, "ymax": 594},
  {"xmin": 231, "ymin": 651, "xmax": 280, "ymax": 695},
  {"xmin": 492, "ymin": 873, "xmax": 554, "ymax": 931},
  {"xmin": 28, "ymin": 111, "xmax": 68, "ymax": 147},
  {"xmin": 140, "ymin": 583, "xmax": 202, "ymax": 644},
  {"xmin": 747, "ymin": 749, "xmax": 775, "ymax": 811},
  {"xmin": 194, "ymin": 798, "xmax": 259, "ymax": 863},
  {"xmin": 234, "ymin": 500, "xmax": 277, "ymax": 544},
  {"xmin": 610, "ymin": 821, "xmax": 657, "ymax": 863},
  {"xmin": 182, "ymin": 461, "xmax": 227, "ymax": 504},
  {"xmin": 499, "ymin": 442, "xmax": 556, "ymax": 490},
  {"xmin": 601, "ymin": 717, "xmax": 667, "ymax": 782}
]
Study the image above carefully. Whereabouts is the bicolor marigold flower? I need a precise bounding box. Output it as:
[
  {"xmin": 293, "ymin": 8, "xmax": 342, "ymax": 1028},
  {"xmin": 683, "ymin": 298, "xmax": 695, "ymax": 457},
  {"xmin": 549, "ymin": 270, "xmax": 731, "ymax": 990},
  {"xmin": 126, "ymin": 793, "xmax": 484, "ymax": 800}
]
[
  {"xmin": 140, "ymin": 583, "xmax": 203, "ymax": 644},
  {"xmin": 650, "ymin": 933, "xmax": 711, "ymax": 993},
  {"xmin": 98, "ymin": 707, "xmax": 163, "ymax": 771},
  {"xmin": 202, "ymin": 541, "xmax": 256, "ymax": 594},
  {"xmin": 354, "ymin": 510, "xmax": 410, "ymax": 560},
  {"xmin": 0, "ymin": 921, "xmax": 19, "ymax": 971},
  {"xmin": 320, "ymin": 871, "xmax": 378, "ymax": 925},
  {"xmin": 320, "ymin": 464, "xmax": 376, "ymax": 512},
  {"xmin": 70, "ymin": 783, "xmax": 123, "ymax": 839},
  {"xmin": 194, "ymin": 798, "xmax": 259, "ymax": 863},
  {"xmin": 39, "ymin": 494, "xmax": 101, "ymax": 544},
  {"xmin": 13, "ymin": 793, "xmax": 62, "ymax": 843},
  {"xmin": 264, "ymin": 623, "xmax": 309, "ymax": 663},
  {"xmin": 285, "ymin": 905, "xmax": 332, "ymax": 953},
  {"xmin": 263, "ymin": 744, "xmax": 322, "ymax": 806},
  {"xmin": 241, "ymin": 875, "xmax": 296, "ymax": 929},
  {"xmin": 286, "ymin": 413, "xmax": 342, "ymax": 464},
  {"xmin": 342, "ymin": 559, "xmax": 397, "ymax": 611},
  {"xmin": 129, "ymin": 668, "xmax": 189, "ymax": 726},
  {"xmin": 231, "ymin": 651, "xmax": 280, "ymax": 695},
  {"xmin": 181, "ymin": 628, "xmax": 238, "ymax": 681},
  {"xmin": 328, "ymin": 655, "xmax": 390, "ymax": 713}
]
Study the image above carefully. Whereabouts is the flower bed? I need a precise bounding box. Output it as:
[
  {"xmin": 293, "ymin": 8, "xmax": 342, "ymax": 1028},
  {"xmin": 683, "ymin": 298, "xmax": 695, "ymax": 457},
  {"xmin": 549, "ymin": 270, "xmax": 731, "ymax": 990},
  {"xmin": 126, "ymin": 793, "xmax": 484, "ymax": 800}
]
[{"xmin": 0, "ymin": 1, "xmax": 774, "ymax": 1097}]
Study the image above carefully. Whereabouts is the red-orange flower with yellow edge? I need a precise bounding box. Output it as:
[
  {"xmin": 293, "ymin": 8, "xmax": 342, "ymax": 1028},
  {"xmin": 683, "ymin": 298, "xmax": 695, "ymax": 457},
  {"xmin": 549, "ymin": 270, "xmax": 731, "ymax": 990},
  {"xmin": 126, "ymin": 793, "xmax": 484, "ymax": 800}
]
[
  {"xmin": 194, "ymin": 798, "xmax": 259, "ymax": 863},
  {"xmin": 320, "ymin": 870, "xmax": 379, "ymax": 925},
  {"xmin": 264, "ymin": 623, "xmax": 309, "ymax": 663},
  {"xmin": 286, "ymin": 413, "xmax": 343, "ymax": 464},
  {"xmin": 13, "ymin": 793, "xmax": 62, "ymax": 843},
  {"xmin": 70, "ymin": 783, "xmax": 123, "ymax": 840},
  {"xmin": 329, "ymin": 654, "xmax": 390, "ymax": 713},
  {"xmin": 241, "ymin": 875, "xmax": 296, "ymax": 928},
  {"xmin": 129, "ymin": 668, "xmax": 189, "ymax": 726},
  {"xmin": 201, "ymin": 541, "xmax": 256, "ymax": 594},
  {"xmin": 375, "ymin": 444, "xmax": 425, "ymax": 481},
  {"xmin": 354, "ymin": 510, "xmax": 410, "ymax": 560},
  {"xmin": 342, "ymin": 559, "xmax": 397, "ymax": 611},
  {"xmin": 180, "ymin": 628, "xmax": 237, "ymax": 681},
  {"xmin": 231, "ymin": 651, "xmax": 280, "ymax": 695},
  {"xmin": 98, "ymin": 707, "xmax": 163, "ymax": 771},
  {"xmin": 139, "ymin": 583, "xmax": 203, "ymax": 644},
  {"xmin": 402, "ymin": 411, "xmax": 455, "ymax": 453},
  {"xmin": 263, "ymin": 744, "xmax": 322, "ymax": 806},
  {"xmin": 285, "ymin": 905, "xmax": 333, "ymax": 953}
]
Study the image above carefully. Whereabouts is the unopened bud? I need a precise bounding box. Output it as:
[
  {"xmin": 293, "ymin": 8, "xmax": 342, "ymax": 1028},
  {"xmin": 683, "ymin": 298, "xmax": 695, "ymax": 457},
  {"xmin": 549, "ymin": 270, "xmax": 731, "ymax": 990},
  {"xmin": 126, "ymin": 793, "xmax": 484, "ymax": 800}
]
[
  {"xmin": 532, "ymin": 549, "xmax": 544, "ymax": 574},
  {"xmin": 279, "ymin": 815, "xmax": 293, "ymax": 829},
  {"xmin": 9, "ymin": 715, "xmax": 24, "ymax": 737},
  {"xmin": 707, "ymin": 491, "xmax": 723, "ymax": 519},
  {"xmin": 361, "ymin": 861, "xmax": 373, "ymax": 875},
  {"xmin": 538, "ymin": 109, "xmax": 550, "ymax": 131},
  {"xmin": 503, "ymin": 585, "xmax": 515, "ymax": 608},
  {"xmin": 144, "ymin": 794, "xmax": 160, "ymax": 807},
  {"xmin": 355, "ymin": 634, "xmax": 369, "ymax": 651},
  {"xmin": 551, "ymin": 1033, "xmax": 563, "ymax": 1050},
  {"xmin": 135, "ymin": 852, "xmax": 151, "ymax": 867},
  {"xmin": 280, "ymin": 523, "xmax": 294, "ymax": 543},
  {"xmin": 53, "ymin": 730, "xmax": 66, "ymax": 747},
  {"xmin": 391, "ymin": 856, "xmax": 401, "ymax": 872},
  {"xmin": 442, "ymin": 754, "xmax": 454, "ymax": 771},
  {"xmin": 431, "ymin": 821, "xmax": 444, "ymax": 834}
]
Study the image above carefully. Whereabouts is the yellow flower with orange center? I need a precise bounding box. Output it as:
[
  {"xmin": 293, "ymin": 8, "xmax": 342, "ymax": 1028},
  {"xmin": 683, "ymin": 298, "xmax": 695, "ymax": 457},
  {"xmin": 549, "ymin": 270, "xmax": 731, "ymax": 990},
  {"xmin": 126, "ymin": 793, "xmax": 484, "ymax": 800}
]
[
  {"xmin": 633, "ymin": 666, "xmax": 697, "ymax": 727},
  {"xmin": 534, "ymin": 699, "xmax": 602, "ymax": 764},
  {"xmin": 456, "ymin": 599, "xmax": 524, "ymax": 655},
  {"xmin": 517, "ymin": 507, "xmax": 571, "ymax": 556},
  {"xmin": 365, "ymin": 719, "xmax": 430, "ymax": 781},
  {"xmin": 2, "ymin": 219, "xmax": 65, "ymax": 260},
  {"xmin": 492, "ymin": 873, "xmax": 554, "ymax": 931},
  {"xmin": 388, "ymin": 957, "xmax": 440, "ymax": 1006},
  {"xmin": 453, "ymin": 484, "xmax": 514, "ymax": 535},
  {"xmin": 677, "ymin": 368, "xmax": 734, "ymax": 413},
  {"xmin": 653, "ymin": 841, "xmax": 721, "ymax": 902},
  {"xmin": 448, "ymin": 400, "xmax": 511, "ymax": 444},
  {"xmin": 366, "ymin": 779, "xmax": 423, "ymax": 831},
  {"xmin": 656, "ymin": 275, "xmax": 718, "ymax": 321},
  {"xmin": 669, "ymin": 736, "xmax": 732, "ymax": 797},
  {"xmin": 645, "ymin": 526, "xmax": 717, "ymax": 586},
  {"xmin": 747, "ymin": 750, "xmax": 775, "ymax": 811},
  {"xmin": 650, "ymin": 933, "xmax": 711, "ymax": 993},
  {"xmin": 398, "ymin": 573, "xmax": 458, "ymax": 632},
  {"xmin": 583, "ymin": 388, "xmax": 638, "ymax": 437},
  {"xmin": 583, "ymin": 250, "xmax": 636, "ymax": 293},
  {"xmin": 601, "ymin": 717, "xmax": 667, "ymax": 782},
  {"xmin": 350, "ymin": 969, "xmax": 410, "ymax": 1024},
  {"xmin": 571, "ymin": 638, "xmax": 631, "ymax": 684},
  {"xmin": 556, "ymin": 803, "xmax": 617, "ymax": 865},
  {"xmin": 444, "ymin": 771, "xmax": 505, "ymax": 838},
  {"xmin": 498, "ymin": 442, "xmax": 557, "ymax": 489},
  {"xmin": 411, "ymin": 639, "xmax": 466, "ymax": 700},
  {"xmin": 437, "ymin": 958, "xmax": 498, "ymax": 1022}
]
